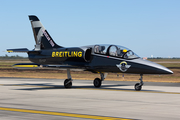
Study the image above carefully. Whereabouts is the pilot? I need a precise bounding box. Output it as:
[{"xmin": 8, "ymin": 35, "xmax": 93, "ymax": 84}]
[
  {"xmin": 117, "ymin": 48, "xmax": 121, "ymax": 56},
  {"xmin": 94, "ymin": 45, "xmax": 100, "ymax": 53},
  {"xmin": 100, "ymin": 46, "xmax": 105, "ymax": 54},
  {"xmin": 122, "ymin": 49, "xmax": 128, "ymax": 58}
]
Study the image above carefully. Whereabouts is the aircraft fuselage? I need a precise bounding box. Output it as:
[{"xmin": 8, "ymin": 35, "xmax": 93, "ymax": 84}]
[{"xmin": 28, "ymin": 45, "xmax": 173, "ymax": 75}]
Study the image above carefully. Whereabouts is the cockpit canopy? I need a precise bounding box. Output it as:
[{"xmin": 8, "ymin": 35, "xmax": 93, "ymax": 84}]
[{"xmin": 94, "ymin": 44, "xmax": 139, "ymax": 59}]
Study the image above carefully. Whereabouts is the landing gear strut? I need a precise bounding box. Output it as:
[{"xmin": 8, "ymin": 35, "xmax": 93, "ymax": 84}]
[
  {"xmin": 93, "ymin": 73, "xmax": 108, "ymax": 88},
  {"xmin": 134, "ymin": 74, "xmax": 144, "ymax": 91},
  {"xmin": 64, "ymin": 69, "xmax": 72, "ymax": 88}
]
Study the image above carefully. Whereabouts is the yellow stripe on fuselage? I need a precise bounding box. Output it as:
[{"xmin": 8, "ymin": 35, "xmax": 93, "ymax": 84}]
[{"xmin": 13, "ymin": 65, "xmax": 38, "ymax": 68}]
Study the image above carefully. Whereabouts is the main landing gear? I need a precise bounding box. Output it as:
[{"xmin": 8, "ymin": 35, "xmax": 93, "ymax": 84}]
[
  {"xmin": 134, "ymin": 74, "xmax": 144, "ymax": 91},
  {"xmin": 63, "ymin": 70, "xmax": 108, "ymax": 88},
  {"xmin": 93, "ymin": 73, "xmax": 108, "ymax": 88},
  {"xmin": 64, "ymin": 69, "xmax": 72, "ymax": 88}
]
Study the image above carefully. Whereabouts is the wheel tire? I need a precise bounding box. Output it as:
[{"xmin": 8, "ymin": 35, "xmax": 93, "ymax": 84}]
[
  {"xmin": 64, "ymin": 79, "xmax": 72, "ymax": 88},
  {"xmin": 134, "ymin": 83, "xmax": 142, "ymax": 91},
  {"xmin": 93, "ymin": 78, "xmax": 102, "ymax": 88}
]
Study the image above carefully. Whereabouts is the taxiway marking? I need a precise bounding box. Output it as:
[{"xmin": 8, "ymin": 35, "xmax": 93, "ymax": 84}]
[{"xmin": 0, "ymin": 107, "xmax": 133, "ymax": 120}]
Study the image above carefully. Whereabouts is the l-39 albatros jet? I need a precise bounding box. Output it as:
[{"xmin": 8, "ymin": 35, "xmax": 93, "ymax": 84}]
[{"xmin": 7, "ymin": 15, "xmax": 173, "ymax": 91}]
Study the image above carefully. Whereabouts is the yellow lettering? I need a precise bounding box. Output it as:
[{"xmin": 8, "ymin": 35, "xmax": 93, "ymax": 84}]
[
  {"xmin": 71, "ymin": 51, "xmax": 74, "ymax": 57},
  {"xmin": 59, "ymin": 52, "xmax": 62, "ymax": 57},
  {"xmin": 52, "ymin": 52, "xmax": 55, "ymax": 57},
  {"xmin": 62, "ymin": 52, "xmax": 64, "ymax": 57},
  {"xmin": 65, "ymin": 51, "xmax": 67, "ymax": 57},
  {"xmin": 52, "ymin": 51, "xmax": 83, "ymax": 57},
  {"xmin": 68, "ymin": 52, "xmax": 71, "ymax": 57},
  {"xmin": 74, "ymin": 51, "xmax": 77, "ymax": 57},
  {"xmin": 56, "ymin": 52, "xmax": 59, "ymax": 57},
  {"xmin": 78, "ymin": 51, "xmax": 82, "ymax": 57}
]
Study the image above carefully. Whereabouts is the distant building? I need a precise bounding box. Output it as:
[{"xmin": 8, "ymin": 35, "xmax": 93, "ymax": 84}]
[{"xmin": 143, "ymin": 57, "xmax": 147, "ymax": 60}]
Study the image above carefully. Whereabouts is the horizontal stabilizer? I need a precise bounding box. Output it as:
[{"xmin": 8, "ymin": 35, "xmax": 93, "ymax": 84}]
[{"xmin": 7, "ymin": 48, "xmax": 29, "ymax": 53}]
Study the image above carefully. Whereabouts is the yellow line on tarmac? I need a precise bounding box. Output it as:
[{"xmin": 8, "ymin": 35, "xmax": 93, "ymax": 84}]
[{"xmin": 0, "ymin": 107, "xmax": 133, "ymax": 120}]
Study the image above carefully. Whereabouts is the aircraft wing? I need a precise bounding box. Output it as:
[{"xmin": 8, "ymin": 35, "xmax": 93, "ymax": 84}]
[{"xmin": 13, "ymin": 63, "xmax": 86, "ymax": 71}]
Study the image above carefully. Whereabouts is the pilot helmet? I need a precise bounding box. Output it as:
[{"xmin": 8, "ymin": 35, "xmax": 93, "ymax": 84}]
[{"xmin": 123, "ymin": 49, "xmax": 127, "ymax": 52}]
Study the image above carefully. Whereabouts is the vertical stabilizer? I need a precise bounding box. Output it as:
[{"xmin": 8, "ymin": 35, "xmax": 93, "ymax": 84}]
[{"xmin": 29, "ymin": 15, "xmax": 63, "ymax": 50}]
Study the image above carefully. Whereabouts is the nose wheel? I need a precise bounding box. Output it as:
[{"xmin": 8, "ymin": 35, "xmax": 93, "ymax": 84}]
[
  {"xmin": 135, "ymin": 83, "xmax": 142, "ymax": 91},
  {"xmin": 134, "ymin": 74, "xmax": 144, "ymax": 91}
]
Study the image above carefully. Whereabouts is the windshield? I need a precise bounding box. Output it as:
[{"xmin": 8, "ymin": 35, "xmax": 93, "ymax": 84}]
[{"xmin": 94, "ymin": 44, "xmax": 139, "ymax": 59}]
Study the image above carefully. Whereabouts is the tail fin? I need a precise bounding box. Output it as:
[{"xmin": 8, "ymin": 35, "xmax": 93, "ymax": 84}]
[{"xmin": 29, "ymin": 15, "xmax": 63, "ymax": 50}]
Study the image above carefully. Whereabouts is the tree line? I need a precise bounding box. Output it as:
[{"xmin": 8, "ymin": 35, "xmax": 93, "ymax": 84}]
[{"xmin": 0, "ymin": 55, "xmax": 28, "ymax": 59}]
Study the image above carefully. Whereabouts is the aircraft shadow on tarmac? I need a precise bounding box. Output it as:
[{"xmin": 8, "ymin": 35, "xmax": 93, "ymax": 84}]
[{"xmin": 4, "ymin": 83, "xmax": 159, "ymax": 92}]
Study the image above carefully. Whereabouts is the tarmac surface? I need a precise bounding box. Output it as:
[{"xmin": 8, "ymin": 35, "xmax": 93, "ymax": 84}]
[{"xmin": 0, "ymin": 77, "xmax": 180, "ymax": 120}]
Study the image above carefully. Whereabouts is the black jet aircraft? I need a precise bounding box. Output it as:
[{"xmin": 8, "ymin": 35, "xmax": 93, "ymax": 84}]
[{"xmin": 7, "ymin": 15, "xmax": 173, "ymax": 91}]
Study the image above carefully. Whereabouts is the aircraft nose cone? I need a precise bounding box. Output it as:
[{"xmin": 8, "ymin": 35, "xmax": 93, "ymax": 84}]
[
  {"xmin": 149, "ymin": 61, "xmax": 173, "ymax": 74},
  {"xmin": 169, "ymin": 69, "xmax": 173, "ymax": 74},
  {"xmin": 168, "ymin": 69, "xmax": 173, "ymax": 74},
  {"xmin": 131, "ymin": 59, "xmax": 173, "ymax": 74},
  {"xmin": 159, "ymin": 66, "xmax": 173, "ymax": 74}
]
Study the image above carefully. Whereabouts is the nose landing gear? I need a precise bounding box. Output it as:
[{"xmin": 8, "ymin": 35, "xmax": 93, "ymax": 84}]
[{"xmin": 134, "ymin": 74, "xmax": 144, "ymax": 91}]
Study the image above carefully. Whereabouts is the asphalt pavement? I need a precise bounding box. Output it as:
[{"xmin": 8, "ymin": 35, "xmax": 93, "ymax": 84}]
[{"xmin": 0, "ymin": 77, "xmax": 180, "ymax": 120}]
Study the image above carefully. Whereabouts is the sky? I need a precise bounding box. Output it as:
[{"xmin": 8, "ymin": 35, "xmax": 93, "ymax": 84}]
[{"xmin": 0, "ymin": 0, "xmax": 180, "ymax": 58}]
